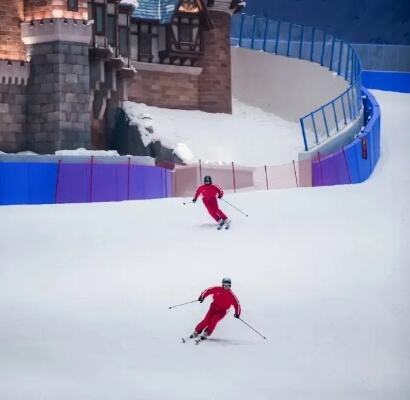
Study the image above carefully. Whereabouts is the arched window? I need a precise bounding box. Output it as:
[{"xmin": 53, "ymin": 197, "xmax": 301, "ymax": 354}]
[{"xmin": 67, "ymin": 0, "xmax": 79, "ymax": 12}]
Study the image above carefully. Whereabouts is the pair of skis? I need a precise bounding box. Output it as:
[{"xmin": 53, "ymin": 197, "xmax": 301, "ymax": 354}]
[
  {"xmin": 217, "ymin": 220, "xmax": 231, "ymax": 230},
  {"xmin": 181, "ymin": 336, "xmax": 207, "ymax": 345}
]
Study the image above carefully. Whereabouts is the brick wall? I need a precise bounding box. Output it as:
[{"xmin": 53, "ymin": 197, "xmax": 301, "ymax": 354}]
[
  {"xmin": 198, "ymin": 10, "xmax": 232, "ymax": 114},
  {"xmin": 0, "ymin": 0, "xmax": 26, "ymax": 61},
  {"xmin": 0, "ymin": 84, "xmax": 27, "ymax": 152},
  {"xmin": 25, "ymin": 41, "xmax": 91, "ymax": 153},
  {"xmin": 128, "ymin": 69, "xmax": 200, "ymax": 110},
  {"xmin": 23, "ymin": 0, "xmax": 88, "ymax": 20}
]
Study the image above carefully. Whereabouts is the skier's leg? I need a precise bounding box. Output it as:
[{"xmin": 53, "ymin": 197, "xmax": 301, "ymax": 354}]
[
  {"xmin": 204, "ymin": 201, "xmax": 222, "ymax": 222},
  {"xmin": 215, "ymin": 207, "xmax": 228, "ymax": 221},
  {"xmin": 195, "ymin": 309, "xmax": 213, "ymax": 334},
  {"xmin": 204, "ymin": 312, "xmax": 226, "ymax": 336}
]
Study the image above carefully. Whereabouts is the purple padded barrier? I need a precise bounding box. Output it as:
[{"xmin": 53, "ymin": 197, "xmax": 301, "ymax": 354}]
[
  {"xmin": 312, "ymin": 150, "xmax": 350, "ymax": 186},
  {"xmin": 129, "ymin": 165, "xmax": 170, "ymax": 200},
  {"xmin": 56, "ymin": 162, "xmax": 91, "ymax": 203},
  {"xmin": 91, "ymin": 163, "xmax": 129, "ymax": 202}
]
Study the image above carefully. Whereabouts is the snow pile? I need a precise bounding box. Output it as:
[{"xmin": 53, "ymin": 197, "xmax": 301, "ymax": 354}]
[
  {"xmin": 55, "ymin": 148, "xmax": 120, "ymax": 157},
  {"xmin": 0, "ymin": 91, "xmax": 409, "ymax": 400},
  {"xmin": 119, "ymin": 0, "xmax": 139, "ymax": 9},
  {"xmin": 122, "ymin": 98, "xmax": 303, "ymax": 166}
]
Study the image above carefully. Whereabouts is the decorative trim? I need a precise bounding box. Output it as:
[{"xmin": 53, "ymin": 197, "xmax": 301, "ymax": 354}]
[
  {"xmin": 21, "ymin": 19, "xmax": 92, "ymax": 45},
  {"xmin": 132, "ymin": 61, "xmax": 203, "ymax": 75},
  {"xmin": 0, "ymin": 60, "xmax": 30, "ymax": 85}
]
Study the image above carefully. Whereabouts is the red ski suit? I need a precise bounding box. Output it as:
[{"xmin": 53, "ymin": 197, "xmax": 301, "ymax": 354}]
[
  {"xmin": 195, "ymin": 286, "xmax": 241, "ymax": 336},
  {"xmin": 193, "ymin": 184, "xmax": 227, "ymax": 222}
]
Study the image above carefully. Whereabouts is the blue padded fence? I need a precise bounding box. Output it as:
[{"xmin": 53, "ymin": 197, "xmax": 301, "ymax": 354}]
[
  {"xmin": 0, "ymin": 157, "xmax": 172, "ymax": 206},
  {"xmin": 312, "ymin": 87, "xmax": 380, "ymax": 186}
]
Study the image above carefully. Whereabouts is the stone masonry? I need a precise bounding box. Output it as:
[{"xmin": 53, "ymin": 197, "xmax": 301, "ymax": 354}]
[
  {"xmin": 25, "ymin": 41, "xmax": 91, "ymax": 153},
  {"xmin": 0, "ymin": 84, "xmax": 27, "ymax": 152},
  {"xmin": 198, "ymin": 10, "xmax": 232, "ymax": 114},
  {"xmin": 128, "ymin": 68, "xmax": 200, "ymax": 110}
]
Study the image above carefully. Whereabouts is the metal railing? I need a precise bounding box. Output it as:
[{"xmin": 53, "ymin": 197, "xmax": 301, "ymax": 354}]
[{"xmin": 231, "ymin": 14, "xmax": 363, "ymax": 151}]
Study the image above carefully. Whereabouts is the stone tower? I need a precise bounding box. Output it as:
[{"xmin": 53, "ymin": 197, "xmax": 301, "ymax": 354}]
[{"xmin": 21, "ymin": 0, "xmax": 92, "ymax": 153}]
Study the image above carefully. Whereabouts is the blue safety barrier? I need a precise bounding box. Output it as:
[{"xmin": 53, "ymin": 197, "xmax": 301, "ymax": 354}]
[
  {"xmin": 0, "ymin": 162, "xmax": 58, "ymax": 205},
  {"xmin": 362, "ymin": 71, "xmax": 410, "ymax": 93}
]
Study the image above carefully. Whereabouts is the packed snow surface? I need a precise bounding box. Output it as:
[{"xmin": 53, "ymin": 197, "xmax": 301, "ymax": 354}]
[
  {"xmin": 0, "ymin": 91, "xmax": 409, "ymax": 400},
  {"xmin": 123, "ymin": 99, "xmax": 303, "ymax": 165}
]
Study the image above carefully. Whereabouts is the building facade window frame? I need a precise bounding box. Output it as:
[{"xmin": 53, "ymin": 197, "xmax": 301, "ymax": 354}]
[
  {"xmin": 67, "ymin": 0, "xmax": 79, "ymax": 12},
  {"xmin": 94, "ymin": 4, "xmax": 106, "ymax": 36}
]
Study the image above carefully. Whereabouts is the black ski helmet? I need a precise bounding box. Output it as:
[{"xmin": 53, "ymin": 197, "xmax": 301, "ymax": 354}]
[
  {"xmin": 204, "ymin": 175, "xmax": 212, "ymax": 185},
  {"xmin": 222, "ymin": 277, "xmax": 231, "ymax": 285}
]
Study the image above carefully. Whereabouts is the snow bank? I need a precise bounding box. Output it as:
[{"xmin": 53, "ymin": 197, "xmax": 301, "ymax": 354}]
[{"xmin": 122, "ymin": 99, "xmax": 303, "ymax": 166}]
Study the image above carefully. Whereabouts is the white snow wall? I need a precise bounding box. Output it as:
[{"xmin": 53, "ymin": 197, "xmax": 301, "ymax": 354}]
[{"xmin": 231, "ymin": 47, "xmax": 349, "ymax": 123}]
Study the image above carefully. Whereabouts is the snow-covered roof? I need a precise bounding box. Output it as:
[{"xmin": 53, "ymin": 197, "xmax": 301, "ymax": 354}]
[{"xmin": 120, "ymin": 0, "xmax": 139, "ymax": 10}]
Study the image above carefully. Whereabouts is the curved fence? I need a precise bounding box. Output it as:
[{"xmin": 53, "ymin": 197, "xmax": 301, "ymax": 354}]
[
  {"xmin": 231, "ymin": 14, "xmax": 363, "ymax": 151},
  {"xmin": 312, "ymin": 87, "xmax": 380, "ymax": 186}
]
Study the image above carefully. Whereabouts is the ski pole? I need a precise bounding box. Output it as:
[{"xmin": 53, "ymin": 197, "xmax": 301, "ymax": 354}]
[
  {"xmin": 183, "ymin": 200, "xmax": 194, "ymax": 205},
  {"xmin": 238, "ymin": 317, "xmax": 267, "ymax": 339},
  {"xmin": 221, "ymin": 199, "xmax": 249, "ymax": 217},
  {"xmin": 168, "ymin": 299, "xmax": 199, "ymax": 309}
]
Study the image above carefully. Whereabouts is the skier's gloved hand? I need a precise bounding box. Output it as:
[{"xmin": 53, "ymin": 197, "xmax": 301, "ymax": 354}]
[
  {"xmin": 217, "ymin": 194, "xmax": 222, "ymax": 199},
  {"xmin": 234, "ymin": 314, "xmax": 240, "ymax": 319},
  {"xmin": 192, "ymin": 198, "xmax": 197, "ymax": 203},
  {"xmin": 198, "ymin": 297, "xmax": 204, "ymax": 303}
]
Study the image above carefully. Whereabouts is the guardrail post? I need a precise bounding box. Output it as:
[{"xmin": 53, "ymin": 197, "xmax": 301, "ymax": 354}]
[
  {"xmin": 345, "ymin": 46, "xmax": 351, "ymax": 80},
  {"xmin": 262, "ymin": 16, "xmax": 269, "ymax": 51},
  {"xmin": 331, "ymin": 102, "xmax": 339, "ymax": 131},
  {"xmin": 310, "ymin": 27, "xmax": 316, "ymax": 61},
  {"xmin": 55, "ymin": 159, "xmax": 62, "ymax": 204},
  {"xmin": 286, "ymin": 23, "xmax": 293, "ymax": 56},
  {"xmin": 232, "ymin": 162, "xmax": 237, "ymax": 192},
  {"xmin": 299, "ymin": 25, "xmax": 304, "ymax": 59},
  {"xmin": 300, "ymin": 118, "xmax": 309, "ymax": 151},
  {"xmin": 337, "ymin": 40, "xmax": 344, "ymax": 75},
  {"xmin": 89, "ymin": 155, "xmax": 94, "ymax": 203},
  {"xmin": 293, "ymin": 160, "xmax": 299, "ymax": 187},
  {"xmin": 329, "ymin": 35, "xmax": 335, "ymax": 71},
  {"xmin": 264, "ymin": 165, "xmax": 269, "ymax": 190},
  {"xmin": 127, "ymin": 156, "xmax": 131, "ymax": 200},
  {"xmin": 238, "ymin": 13, "xmax": 245, "ymax": 47},
  {"xmin": 347, "ymin": 88, "xmax": 353, "ymax": 120},
  {"xmin": 251, "ymin": 15, "xmax": 257, "ymax": 49},
  {"xmin": 320, "ymin": 32, "xmax": 326, "ymax": 65},
  {"xmin": 341, "ymin": 94, "xmax": 348, "ymax": 125},
  {"xmin": 311, "ymin": 113, "xmax": 319, "ymax": 144},
  {"xmin": 274, "ymin": 21, "xmax": 281, "ymax": 54},
  {"xmin": 321, "ymin": 107, "xmax": 330, "ymax": 137}
]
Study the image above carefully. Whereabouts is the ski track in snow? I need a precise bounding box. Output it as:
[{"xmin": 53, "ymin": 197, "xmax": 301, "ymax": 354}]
[{"xmin": 0, "ymin": 91, "xmax": 409, "ymax": 399}]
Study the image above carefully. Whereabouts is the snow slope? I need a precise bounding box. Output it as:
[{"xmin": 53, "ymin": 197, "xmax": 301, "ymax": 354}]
[
  {"xmin": 0, "ymin": 91, "xmax": 409, "ymax": 400},
  {"xmin": 123, "ymin": 98, "xmax": 303, "ymax": 165}
]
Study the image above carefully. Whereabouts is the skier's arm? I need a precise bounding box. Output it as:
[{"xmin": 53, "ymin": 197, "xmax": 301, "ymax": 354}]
[
  {"xmin": 232, "ymin": 293, "xmax": 241, "ymax": 318},
  {"xmin": 216, "ymin": 185, "xmax": 224, "ymax": 199},
  {"xmin": 198, "ymin": 286, "xmax": 218, "ymax": 301},
  {"xmin": 193, "ymin": 186, "xmax": 204, "ymax": 202}
]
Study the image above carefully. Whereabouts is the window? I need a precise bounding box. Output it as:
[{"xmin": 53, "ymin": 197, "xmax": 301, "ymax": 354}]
[
  {"xmin": 67, "ymin": 0, "xmax": 78, "ymax": 12},
  {"xmin": 95, "ymin": 5, "xmax": 105, "ymax": 35},
  {"xmin": 108, "ymin": 15, "xmax": 117, "ymax": 46},
  {"xmin": 179, "ymin": 23, "xmax": 193, "ymax": 43},
  {"xmin": 139, "ymin": 35, "xmax": 152, "ymax": 60},
  {"xmin": 119, "ymin": 26, "xmax": 129, "ymax": 56}
]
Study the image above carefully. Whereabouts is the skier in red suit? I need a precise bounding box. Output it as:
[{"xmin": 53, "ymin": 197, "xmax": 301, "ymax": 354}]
[
  {"xmin": 193, "ymin": 176, "xmax": 230, "ymax": 226},
  {"xmin": 191, "ymin": 277, "xmax": 241, "ymax": 340}
]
